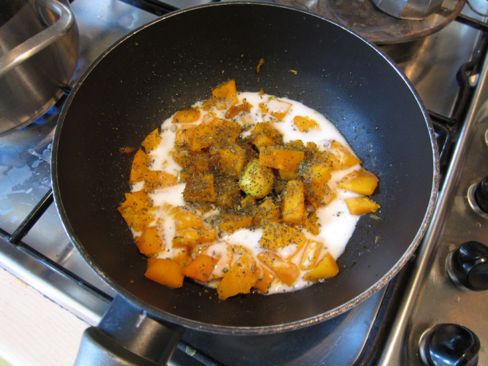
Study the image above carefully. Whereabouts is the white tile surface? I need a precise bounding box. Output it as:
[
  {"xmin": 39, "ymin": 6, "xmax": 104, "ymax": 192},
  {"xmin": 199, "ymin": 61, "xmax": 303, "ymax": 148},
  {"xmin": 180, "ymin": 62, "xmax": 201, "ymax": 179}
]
[{"xmin": 0, "ymin": 268, "xmax": 88, "ymax": 366}]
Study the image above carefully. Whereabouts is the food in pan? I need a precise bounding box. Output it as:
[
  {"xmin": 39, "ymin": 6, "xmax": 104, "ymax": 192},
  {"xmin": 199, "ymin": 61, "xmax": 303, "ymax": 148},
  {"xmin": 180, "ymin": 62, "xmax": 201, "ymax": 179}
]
[{"xmin": 118, "ymin": 80, "xmax": 380, "ymax": 300}]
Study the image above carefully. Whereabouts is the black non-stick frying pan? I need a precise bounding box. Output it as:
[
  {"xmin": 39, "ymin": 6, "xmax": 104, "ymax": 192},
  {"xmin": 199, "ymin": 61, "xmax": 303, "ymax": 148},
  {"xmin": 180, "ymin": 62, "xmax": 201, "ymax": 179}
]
[{"xmin": 52, "ymin": 3, "xmax": 438, "ymax": 365}]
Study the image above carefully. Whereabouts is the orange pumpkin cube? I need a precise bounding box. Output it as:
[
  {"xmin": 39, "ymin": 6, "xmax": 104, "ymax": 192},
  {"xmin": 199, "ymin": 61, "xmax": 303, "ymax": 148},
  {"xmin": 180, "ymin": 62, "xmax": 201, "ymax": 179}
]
[
  {"xmin": 183, "ymin": 255, "xmax": 216, "ymax": 282},
  {"xmin": 135, "ymin": 227, "xmax": 163, "ymax": 257},
  {"xmin": 144, "ymin": 258, "xmax": 184, "ymax": 288},
  {"xmin": 257, "ymin": 251, "xmax": 300, "ymax": 286},
  {"xmin": 253, "ymin": 197, "xmax": 280, "ymax": 226},
  {"xmin": 172, "ymin": 107, "xmax": 201, "ymax": 124},
  {"xmin": 188, "ymin": 122, "xmax": 215, "ymax": 151},
  {"xmin": 282, "ymin": 180, "xmax": 305, "ymax": 225},
  {"xmin": 299, "ymin": 240, "xmax": 323, "ymax": 270},
  {"xmin": 143, "ymin": 170, "xmax": 177, "ymax": 191},
  {"xmin": 304, "ymin": 253, "xmax": 339, "ymax": 282},
  {"xmin": 219, "ymin": 214, "xmax": 253, "ymax": 234},
  {"xmin": 129, "ymin": 149, "xmax": 148, "ymax": 183},
  {"xmin": 259, "ymin": 223, "xmax": 306, "ymax": 251},
  {"xmin": 118, "ymin": 190, "xmax": 153, "ymax": 232},
  {"xmin": 338, "ymin": 169, "xmax": 379, "ymax": 195},
  {"xmin": 212, "ymin": 80, "xmax": 238, "ymax": 109},
  {"xmin": 259, "ymin": 147, "xmax": 304, "ymax": 172},
  {"xmin": 304, "ymin": 211, "xmax": 320, "ymax": 235},
  {"xmin": 183, "ymin": 174, "xmax": 217, "ymax": 203},
  {"xmin": 253, "ymin": 266, "xmax": 275, "ymax": 293},
  {"xmin": 214, "ymin": 144, "xmax": 246, "ymax": 177},
  {"xmin": 217, "ymin": 252, "xmax": 258, "ymax": 300},
  {"xmin": 225, "ymin": 101, "xmax": 251, "ymax": 119},
  {"xmin": 344, "ymin": 197, "xmax": 381, "ymax": 215},
  {"xmin": 328, "ymin": 141, "xmax": 361, "ymax": 169},
  {"xmin": 141, "ymin": 128, "xmax": 161, "ymax": 152},
  {"xmin": 293, "ymin": 116, "xmax": 320, "ymax": 132}
]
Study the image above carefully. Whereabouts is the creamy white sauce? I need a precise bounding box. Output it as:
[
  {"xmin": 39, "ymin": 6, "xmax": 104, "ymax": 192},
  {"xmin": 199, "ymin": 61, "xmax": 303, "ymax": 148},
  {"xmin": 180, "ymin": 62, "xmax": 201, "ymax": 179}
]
[
  {"xmin": 149, "ymin": 183, "xmax": 186, "ymax": 207},
  {"xmin": 222, "ymin": 228, "xmax": 263, "ymax": 254},
  {"xmin": 149, "ymin": 126, "xmax": 180, "ymax": 176},
  {"xmin": 131, "ymin": 181, "xmax": 145, "ymax": 192},
  {"xmin": 141, "ymin": 91, "xmax": 364, "ymax": 295}
]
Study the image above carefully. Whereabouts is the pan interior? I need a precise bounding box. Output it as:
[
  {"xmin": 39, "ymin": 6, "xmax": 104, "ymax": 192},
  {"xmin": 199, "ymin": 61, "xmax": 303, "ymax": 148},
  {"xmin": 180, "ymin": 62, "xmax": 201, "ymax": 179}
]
[{"xmin": 54, "ymin": 4, "xmax": 434, "ymax": 329}]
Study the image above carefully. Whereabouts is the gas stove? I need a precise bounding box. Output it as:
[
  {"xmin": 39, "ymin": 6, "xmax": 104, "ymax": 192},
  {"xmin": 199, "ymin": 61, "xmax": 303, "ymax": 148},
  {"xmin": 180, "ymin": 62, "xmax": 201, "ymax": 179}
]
[{"xmin": 1, "ymin": 1, "xmax": 487, "ymax": 365}]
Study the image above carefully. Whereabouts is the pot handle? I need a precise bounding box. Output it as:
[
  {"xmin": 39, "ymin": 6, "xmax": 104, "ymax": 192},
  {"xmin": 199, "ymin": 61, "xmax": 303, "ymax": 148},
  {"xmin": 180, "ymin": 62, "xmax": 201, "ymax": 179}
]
[
  {"xmin": 75, "ymin": 295, "xmax": 184, "ymax": 366},
  {"xmin": 0, "ymin": 0, "xmax": 74, "ymax": 77}
]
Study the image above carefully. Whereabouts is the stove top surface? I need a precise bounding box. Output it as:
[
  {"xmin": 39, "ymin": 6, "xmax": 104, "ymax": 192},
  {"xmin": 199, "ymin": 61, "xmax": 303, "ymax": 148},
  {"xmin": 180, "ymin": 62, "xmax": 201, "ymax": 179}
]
[{"xmin": 1, "ymin": 1, "xmax": 487, "ymax": 365}]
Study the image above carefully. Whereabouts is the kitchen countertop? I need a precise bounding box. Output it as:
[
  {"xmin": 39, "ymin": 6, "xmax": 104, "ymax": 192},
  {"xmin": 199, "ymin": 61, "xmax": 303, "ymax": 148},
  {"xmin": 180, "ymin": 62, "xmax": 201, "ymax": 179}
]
[{"xmin": 0, "ymin": 268, "xmax": 88, "ymax": 366}]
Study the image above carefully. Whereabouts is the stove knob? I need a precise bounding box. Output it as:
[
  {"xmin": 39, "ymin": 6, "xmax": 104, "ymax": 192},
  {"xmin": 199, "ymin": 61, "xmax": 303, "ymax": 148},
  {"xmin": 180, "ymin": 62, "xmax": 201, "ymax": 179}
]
[
  {"xmin": 475, "ymin": 177, "xmax": 488, "ymax": 213},
  {"xmin": 448, "ymin": 241, "xmax": 488, "ymax": 291},
  {"xmin": 419, "ymin": 324, "xmax": 480, "ymax": 366}
]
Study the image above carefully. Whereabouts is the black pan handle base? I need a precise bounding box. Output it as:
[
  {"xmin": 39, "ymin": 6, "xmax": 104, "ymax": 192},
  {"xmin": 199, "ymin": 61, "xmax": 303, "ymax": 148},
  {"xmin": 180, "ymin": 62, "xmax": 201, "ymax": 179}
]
[{"xmin": 75, "ymin": 295, "xmax": 183, "ymax": 366}]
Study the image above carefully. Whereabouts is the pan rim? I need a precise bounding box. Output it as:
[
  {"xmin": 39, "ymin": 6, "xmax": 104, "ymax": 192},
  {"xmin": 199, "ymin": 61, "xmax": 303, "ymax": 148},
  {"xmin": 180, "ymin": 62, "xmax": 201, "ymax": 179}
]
[{"xmin": 51, "ymin": 1, "xmax": 440, "ymax": 335}]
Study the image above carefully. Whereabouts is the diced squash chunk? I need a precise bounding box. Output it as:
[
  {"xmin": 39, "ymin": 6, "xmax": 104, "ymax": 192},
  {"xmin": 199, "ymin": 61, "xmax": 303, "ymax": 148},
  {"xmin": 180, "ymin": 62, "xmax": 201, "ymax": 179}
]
[
  {"xmin": 217, "ymin": 252, "xmax": 257, "ymax": 300},
  {"xmin": 212, "ymin": 80, "xmax": 238, "ymax": 109},
  {"xmin": 173, "ymin": 250, "xmax": 191, "ymax": 268},
  {"xmin": 266, "ymin": 98, "xmax": 292, "ymax": 121},
  {"xmin": 239, "ymin": 160, "xmax": 274, "ymax": 199},
  {"xmin": 279, "ymin": 169, "xmax": 297, "ymax": 180},
  {"xmin": 328, "ymin": 141, "xmax": 361, "ymax": 169},
  {"xmin": 135, "ymin": 227, "xmax": 163, "ymax": 257},
  {"xmin": 188, "ymin": 118, "xmax": 241, "ymax": 151},
  {"xmin": 183, "ymin": 255, "xmax": 216, "ymax": 282},
  {"xmin": 216, "ymin": 177, "xmax": 241, "ymax": 208},
  {"xmin": 118, "ymin": 190, "xmax": 152, "ymax": 232},
  {"xmin": 254, "ymin": 134, "xmax": 276, "ymax": 149},
  {"xmin": 259, "ymin": 223, "xmax": 306, "ymax": 250},
  {"xmin": 250, "ymin": 122, "xmax": 283, "ymax": 148},
  {"xmin": 282, "ymin": 180, "xmax": 305, "ymax": 225},
  {"xmin": 129, "ymin": 148, "xmax": 177, "ymax": 190},
  {"xmin": 143, "ymin": 170, "xmax": 177, "ymax": 191},
  {"xmin": 191, "ymin": 153, "xmax": 211, "ymax": 175},
  {"xmin": 300, "ymin": 240, "xmax": 323, "ymax": 270},
  {"xmin": 206, "ymin": 244, "xmax": 233, "ymax": 279},
  {"xmin": 240, "ymin": 195, "xmax": 256, "ymax": 210},
  {"xmin": 338, "ymin": 169, "xmax": 379, "ymax": 195},
  {"xmin": 172, "ymin": 207, "xmax": 217, "ymax": 248},
  {"xmin": 302, "ymin": 163, "xmax": 332, "ymax": 186},
  {"xmin": 304, "ymin": 212, "xmax": 320, "ymax": 235},
  {"xmin": 215, "ymin": 144, "xmax": 246, "ymax": 177},
  {"xmin": 304, "ymin": 253, "xmax": 339, "ymax": 281},
  {"xmin": 175, "ymin": 127, "xmax": 194, "ymax": 147},
  {"xmin": 144, "ymin": 258, "xmax": 184, "ymax": 288},
  {"xmin": 173, "ymin": 107, "xmax": 200, "ymax": 124},
  {"xmin": 253, "ymin": 266, "xmax": 275, "ymax": 293},
  {"xmin": 141, "ymin": 129, "xmax": 161, "ymax": 152},
  {"xmin": 130, "ymin": 149, "xmax": 148, "ymax": 183},
  {"xmin": 173, "ymin": 228, "xmax": 215, "ymax": 248},
  {"xmin": 259, "ymin": 147, "xmax": 304, "ymax": 172},
  {"xmin": 259, "ymin": 102, "xmax": 268, "ymax": 114},
  {"xmin": 183, "ymin": 174, "xmax": 217, "ymax": 203},
  {"xmin": 293, "ymin": 116, "xmax": 320, "ymax": 132},
  {"xmin": 304, "ymin": 181, "xmax": 336, "ymax": 209},
  {"xmin": 253, "ymin": 197, "xmax": 280, "ymax": 225},
  {"xmin": 257, "ymin": 251, "xmax": 300, "ymax": 286},
  {"xmin": 225, "ymin": 101, "xmax": 251, "ymax": 119},
  {"xmin": 345, "ymin": 197, "xmax": 381, "ymax": 215},
  {"xmin": 172, "ymin": 207, "xmax": 204, "ymax": 230},
  {"xmin": 188, "ymin": 122, "xmax": 215, "ymax": 151},
  {"xmin": 219, "ymin": 214, "xmax": 253, "ymax": 234},
  {"xmin": 211, "ymin": 118, "xmax": 241, "ymax": 146}
]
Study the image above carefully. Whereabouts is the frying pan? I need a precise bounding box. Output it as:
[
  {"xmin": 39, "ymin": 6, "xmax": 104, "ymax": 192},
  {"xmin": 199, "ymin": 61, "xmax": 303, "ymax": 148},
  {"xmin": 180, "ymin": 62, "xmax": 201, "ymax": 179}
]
[{"xmin": 52, "ymin": 2, "xmax": 439, "ymax": 365}]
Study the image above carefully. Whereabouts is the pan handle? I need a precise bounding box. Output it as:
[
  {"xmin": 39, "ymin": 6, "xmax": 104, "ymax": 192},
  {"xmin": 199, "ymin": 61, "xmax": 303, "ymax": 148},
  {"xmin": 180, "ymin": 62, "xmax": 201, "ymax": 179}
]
[{"xmin": 74, "ymin": 295, "xmax": 183, "ymax": 366}]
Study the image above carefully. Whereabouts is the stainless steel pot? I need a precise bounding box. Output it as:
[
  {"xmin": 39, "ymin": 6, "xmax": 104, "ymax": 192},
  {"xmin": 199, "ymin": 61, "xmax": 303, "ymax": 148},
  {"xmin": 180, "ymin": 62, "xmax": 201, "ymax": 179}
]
[
  {"xmin": 0, "ymin": 0, "xmax": 78, "ymax": 135},
  {"xmin": 371, "ymin": 0, "xmax": 445, "ymax": 19}
]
